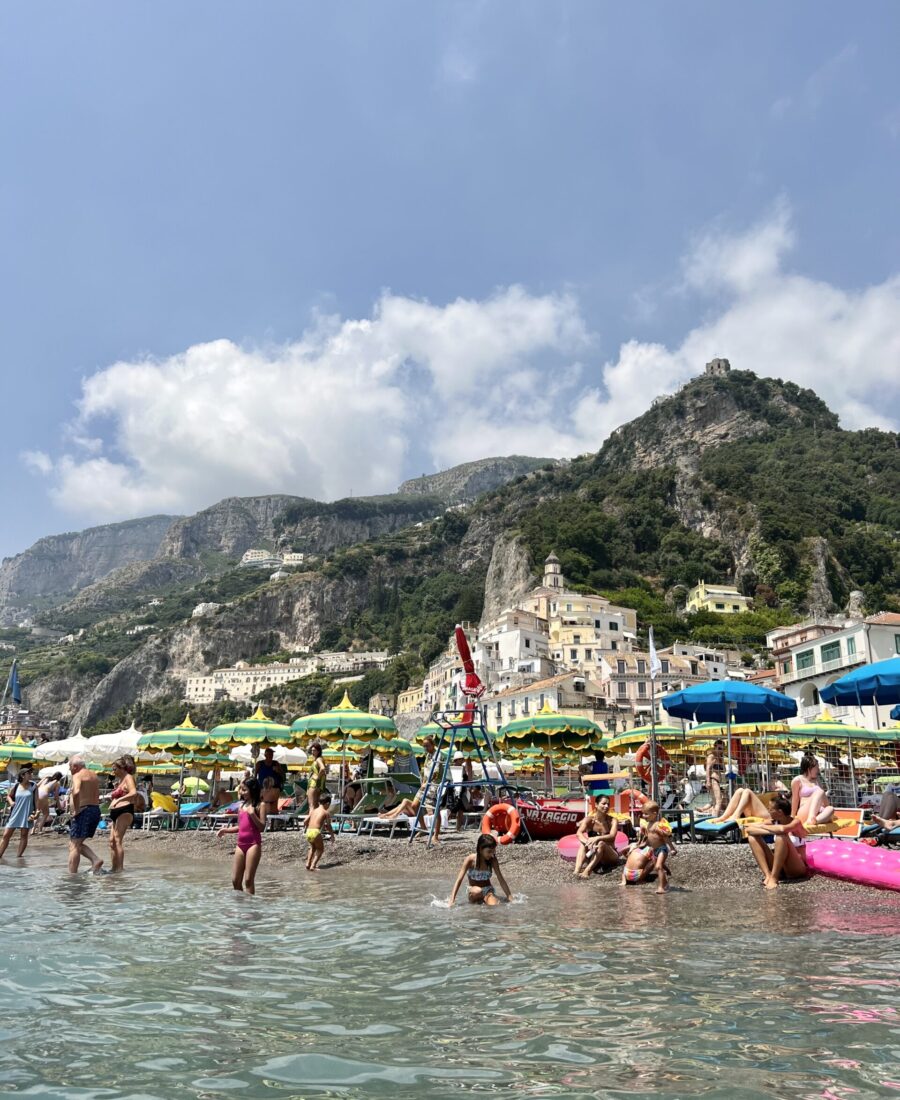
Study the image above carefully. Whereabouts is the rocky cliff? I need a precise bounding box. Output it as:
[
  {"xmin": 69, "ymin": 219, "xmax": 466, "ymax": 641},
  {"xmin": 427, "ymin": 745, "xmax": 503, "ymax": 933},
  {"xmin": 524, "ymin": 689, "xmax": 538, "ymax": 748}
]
[
  {"xmin": 398, "ymin": 456, "xmax": 554, "ymax": 503},
  {"xmin": 0, "ymin": 515, "xmax": 178, "ymax": 621},
  {"xmin": 157, "ymin": 495, "xmax": 305, "ymax": 559}
]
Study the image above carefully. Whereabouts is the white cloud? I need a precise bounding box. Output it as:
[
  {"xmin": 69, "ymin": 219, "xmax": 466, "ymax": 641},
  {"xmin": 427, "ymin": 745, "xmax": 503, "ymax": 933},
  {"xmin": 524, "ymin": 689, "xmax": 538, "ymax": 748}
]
[{"xmin": 27, "ymin": 205, "xmax": 900, "ymax": 525}]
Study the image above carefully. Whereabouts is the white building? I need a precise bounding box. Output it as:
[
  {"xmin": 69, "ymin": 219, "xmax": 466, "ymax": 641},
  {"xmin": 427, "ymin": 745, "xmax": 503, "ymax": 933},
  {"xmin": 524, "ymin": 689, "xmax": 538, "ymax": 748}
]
[
  {"xmin": 239, "ymin": 549, "xmax": 283, "ymax": 568},
  {"xmin": 422, "ymin": 624, "xmax": 478, "ymax": 713},
  {"xmin": 770, "ymin": 612, "xmax": 900, "ymax": 727},
  {"xmin": 191, "ymin": 602, "xmax": 221, "ymax": 618},
  {"xmin": 487, "ymin": 671, "xmax": 608, "ymax": 731},
  {"xmin": 282, "ymin": 552, "xmax": 306, "ymax": 566},
  {"xmin": 658, "ymin": 641, "xmax": 744, "ymax": 680},
  {"xmin": 185, "ymin": 650, "xmax": 391, "ymax": 705},
  {"xmin": 474, "ymin": 608, "xmax": 554, "ymax": 692}
]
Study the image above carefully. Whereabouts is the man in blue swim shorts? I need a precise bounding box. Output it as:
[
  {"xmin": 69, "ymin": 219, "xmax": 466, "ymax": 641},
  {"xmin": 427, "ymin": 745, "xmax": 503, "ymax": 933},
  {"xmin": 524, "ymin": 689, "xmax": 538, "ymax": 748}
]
[{"xmin": 67, "ymin": 755, "xmax": 104, "ymax": 873}]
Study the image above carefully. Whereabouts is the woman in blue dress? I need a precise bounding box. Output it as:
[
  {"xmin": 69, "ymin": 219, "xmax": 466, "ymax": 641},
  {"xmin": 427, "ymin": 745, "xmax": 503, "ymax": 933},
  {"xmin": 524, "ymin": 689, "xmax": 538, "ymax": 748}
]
[{"xmin": 0, "ymin": 767, "xmax": 36, "ymax": 859}]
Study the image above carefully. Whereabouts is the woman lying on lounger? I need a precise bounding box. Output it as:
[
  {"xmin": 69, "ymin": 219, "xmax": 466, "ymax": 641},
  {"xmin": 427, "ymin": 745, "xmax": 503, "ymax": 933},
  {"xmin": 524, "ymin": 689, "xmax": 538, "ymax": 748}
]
[
  {"xmin": 745, "ymin": 794, "xmax": 809, "ymax": 889},
  {"xmin": 708, "ymin": 778, "xmax": 788, "ymax": 824}
]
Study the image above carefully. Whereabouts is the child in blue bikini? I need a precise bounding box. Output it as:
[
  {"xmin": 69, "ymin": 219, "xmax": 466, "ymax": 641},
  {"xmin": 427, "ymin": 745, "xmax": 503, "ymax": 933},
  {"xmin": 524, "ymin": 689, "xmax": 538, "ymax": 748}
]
[{"xmin": 449, "ymin": 834, "xmax": 513, "ymax": 906}]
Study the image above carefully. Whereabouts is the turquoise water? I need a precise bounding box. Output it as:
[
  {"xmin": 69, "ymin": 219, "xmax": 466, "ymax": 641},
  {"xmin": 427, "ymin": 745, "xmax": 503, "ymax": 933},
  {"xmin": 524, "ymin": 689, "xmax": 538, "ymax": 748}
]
[{"xmin": 1, "ymin": 849, "xmax": 900, "ymax": 1100}]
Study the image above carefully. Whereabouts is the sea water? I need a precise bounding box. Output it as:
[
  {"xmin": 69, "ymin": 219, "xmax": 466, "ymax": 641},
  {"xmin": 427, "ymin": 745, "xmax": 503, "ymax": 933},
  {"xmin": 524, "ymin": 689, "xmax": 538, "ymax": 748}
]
[{"xmin": 1, "ymin": 847, "xmax": 899, "ymax": 1099}]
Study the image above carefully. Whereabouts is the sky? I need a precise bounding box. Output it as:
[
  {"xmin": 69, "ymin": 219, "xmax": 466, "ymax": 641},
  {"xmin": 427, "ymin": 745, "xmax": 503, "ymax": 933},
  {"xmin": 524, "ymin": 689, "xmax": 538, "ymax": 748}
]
[{"xmin": 1, "ymin": 2, "xmax": 898, "ymax": 559}]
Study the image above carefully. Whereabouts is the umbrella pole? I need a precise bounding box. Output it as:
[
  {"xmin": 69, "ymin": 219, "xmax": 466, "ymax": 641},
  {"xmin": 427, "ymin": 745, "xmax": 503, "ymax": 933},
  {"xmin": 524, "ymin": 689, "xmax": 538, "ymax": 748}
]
[
  {"xmin": 175, "ymin": 755, "xmax": 185, "ymax": 830},
  {"xmin": 726, "ymin": 704, "xmax": 735, "ymax": 801},
  {"xmin": 846, "ymin": 736, "xmax": 858, "ymax": 808}
]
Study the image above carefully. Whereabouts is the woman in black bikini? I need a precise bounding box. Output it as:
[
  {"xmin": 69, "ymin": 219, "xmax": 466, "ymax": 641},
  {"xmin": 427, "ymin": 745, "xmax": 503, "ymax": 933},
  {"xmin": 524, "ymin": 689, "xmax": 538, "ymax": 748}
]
[{"xmin": 108, "ymin": 755, "xmax": 140, "ymax": 873}]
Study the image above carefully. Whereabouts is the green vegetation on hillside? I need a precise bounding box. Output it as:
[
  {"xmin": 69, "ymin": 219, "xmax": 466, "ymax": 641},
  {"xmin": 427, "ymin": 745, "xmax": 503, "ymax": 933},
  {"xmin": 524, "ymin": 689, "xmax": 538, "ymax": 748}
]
[{"xmin": 275, "ymin": 493, "xmax": 444, "ymax": 532}]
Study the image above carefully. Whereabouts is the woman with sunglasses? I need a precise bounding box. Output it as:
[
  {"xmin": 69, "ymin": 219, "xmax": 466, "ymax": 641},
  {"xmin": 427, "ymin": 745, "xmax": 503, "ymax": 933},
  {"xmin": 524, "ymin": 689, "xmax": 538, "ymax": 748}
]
[{"xmin": 448, "ymin": 833, "xmax": 513, "ymax": 906}]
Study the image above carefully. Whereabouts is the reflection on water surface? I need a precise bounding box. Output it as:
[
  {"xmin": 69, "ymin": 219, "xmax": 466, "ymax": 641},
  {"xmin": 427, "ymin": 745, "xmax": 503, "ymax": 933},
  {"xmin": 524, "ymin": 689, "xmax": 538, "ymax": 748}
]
[{"xmin": 1, "ymin": 848, "xmax": 899, "ymax": 1099}]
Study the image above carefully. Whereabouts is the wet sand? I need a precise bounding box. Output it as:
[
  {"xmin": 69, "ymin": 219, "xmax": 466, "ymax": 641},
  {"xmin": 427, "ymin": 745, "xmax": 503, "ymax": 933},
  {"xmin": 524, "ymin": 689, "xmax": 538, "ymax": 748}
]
[{"xmin": 100, "ymin": 828, "xmax": 880, "ymax": 895}]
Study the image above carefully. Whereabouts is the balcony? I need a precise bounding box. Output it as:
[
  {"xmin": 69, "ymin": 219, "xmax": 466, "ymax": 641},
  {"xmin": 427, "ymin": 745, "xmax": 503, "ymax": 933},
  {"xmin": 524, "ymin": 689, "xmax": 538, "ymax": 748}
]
[
  {"xmin": 778, "ymin": 651, "xmax": 866, "ymax": 685},
  {"xmin": 798, "ymin": 704, "xmax": 852, "ymax": 721}
]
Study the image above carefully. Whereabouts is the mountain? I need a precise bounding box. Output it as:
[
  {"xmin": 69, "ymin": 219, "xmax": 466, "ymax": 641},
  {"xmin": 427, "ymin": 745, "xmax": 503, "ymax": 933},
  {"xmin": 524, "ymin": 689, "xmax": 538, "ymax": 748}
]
[
  {"xmin": 17, "ymin": 363, "xmax": 900, "ymax": 729},
  {"xmin": 0, "ymin": 515, "xmax": 178, "ymax": 624},
  {"xmin": 1, "ymin": 456, "xmax": 547, "ymax": 624},
  {"xmin": 398, "ymin": 456, "xmax": 555, "ymax": 503}
]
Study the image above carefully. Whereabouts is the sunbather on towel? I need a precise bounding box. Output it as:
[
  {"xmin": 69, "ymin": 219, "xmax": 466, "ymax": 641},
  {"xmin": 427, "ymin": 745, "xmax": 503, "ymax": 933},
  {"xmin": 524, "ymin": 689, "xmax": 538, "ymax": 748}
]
[
  {"xmin": 745, "ymin": 794, "xmax": 809, "ymax": 889},
  {"xmin": 303, "ymin": 793, "xmax": 335, "ymax": 871}
]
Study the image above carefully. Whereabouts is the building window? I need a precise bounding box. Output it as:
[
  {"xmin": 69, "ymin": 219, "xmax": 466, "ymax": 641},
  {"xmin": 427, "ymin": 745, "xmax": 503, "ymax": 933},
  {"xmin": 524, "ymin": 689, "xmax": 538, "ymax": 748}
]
[
  {"xmin": 525, "ymin": 638, "xmax": 531, "ymax": 648},
  {"xmin": 611, "ymin": 641, "xmax": 618, "ymax": 651},
  {"xmin": 846, "ymin": 636, "xmax": 856, "ymax": 656},
  {"xmin": 573, "ymin": 634, "xmax": 581, "ymax": 644},
  {"xmin": 617, "ymin": 660, "xmax": 625, "ymax": 674},
  {"xmin": 574, "ymin": 680, "xmax": 585, "ymax": 692},
  {"xmin": 594, "ymin": 619, "xmax": 601, "ymax": 629},
  {"xmin": 895, "ymin": 634, "xmax": 900, "ymax": 655},
  {"xmin": 570, "ymin": 649, "xmax": 578, "ymax": 661},
  {"xmin": 509, "ymin": 702, "xmax": 516, "ymax": 717},
  {"xmin": 661, "ymin": 659, "xmax": 669, "ymax": 674},
  {"xmin": 566, "ymin": 603, "xmax": 572, "ymax": 611},
  {"xmin": 820, "ymin": 640, "xmax": 841, "ymax": 665},
  {"xmin": 610, "ymin": 622, "xmax": 619, "ymax": 631},
  {"xmin": 637, "ymin": 659, "xmax": 646, "ymax": 675},
  {"xmin": 539, "ymin": 694, "xmax": 544, "ymax": 708},
  {"xmin": 496, "ymin": 703, "xmax": 501, "ymax": 718},
  {"xmin": 522, "ymin": 699, "xmax": 529, "ymax": 714},
  {"xmin": 782, "ymin": 659, "xmax": 792, "ymax": 674},
  {"xmin": 617, "ymin": 682, "xmax": 627, "ymax": 698},
  {"xmin": 584, "ymin": 648, "xmax": 592, "ymax": 661},
  {"xmin": 796, "ymin": 650, "xmax": 814, "ymax": 671},
  {"xmin": 732, "ymin": 605, "xmax": 740, "ymax": 611},
  {"xmin": 638, "ymin": 682, "xmax": 647, "ymax": 697},
  {"xmin": 716, "ymin": 603, "xmax": 725, "ymax": 610}
]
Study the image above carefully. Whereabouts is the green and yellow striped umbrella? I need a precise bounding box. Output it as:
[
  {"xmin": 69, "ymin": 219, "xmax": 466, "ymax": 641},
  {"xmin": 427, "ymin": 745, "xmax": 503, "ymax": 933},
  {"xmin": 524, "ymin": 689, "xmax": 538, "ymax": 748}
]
[
  {"xmin": 137, "ymin": 715, "xmax": 212, "ymax": 755},
  {"xmin": 0, "ymin": 742, "xmax": 35, "ymax": 763},
  {"xmin": 291, "ymin": 692, "xmax": 397, "ymax": 742},
  {"xmin": 500, "ymin": 700, "xmax": 604, "ymax": 751},
  {"xmin": 209, "ymin": 706, "xmax": 293, "ymax": 750},
  {"xmin": 606, "ymin": 725, "xmax": 686, "ymax": 752}
]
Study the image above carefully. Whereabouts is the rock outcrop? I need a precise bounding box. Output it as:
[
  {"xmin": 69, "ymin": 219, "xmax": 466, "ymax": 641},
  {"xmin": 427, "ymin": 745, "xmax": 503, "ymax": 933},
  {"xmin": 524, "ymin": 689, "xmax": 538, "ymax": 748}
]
[
  {"xmin": 480, "ymin": 533, "xmax": 536, "ymax": 625},
  {"xmin": 0, "ymin": 515, "xmax": 178, "ymax": 621},
  {"xmin": 158, "ymin": 495, "xmax": 305, "ymax": 559}
]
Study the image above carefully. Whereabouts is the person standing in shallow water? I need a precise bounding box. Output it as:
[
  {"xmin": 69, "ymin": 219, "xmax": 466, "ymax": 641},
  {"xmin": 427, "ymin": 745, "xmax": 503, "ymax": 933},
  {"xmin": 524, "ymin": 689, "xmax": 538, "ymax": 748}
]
[
  {"xmin": 217, "ymin": 777, "xmax": 266, "ymax": 895},
  {"xmin": 67, "ymin": 756, "xmax": 103, "ymax": 873},
  {"xmin": 0, "ymin": 768, "xmax": 36, "ymax": 859},
  {"xmin": 108, "ymin": 755, "xmax": 139, "ymax": 873}
]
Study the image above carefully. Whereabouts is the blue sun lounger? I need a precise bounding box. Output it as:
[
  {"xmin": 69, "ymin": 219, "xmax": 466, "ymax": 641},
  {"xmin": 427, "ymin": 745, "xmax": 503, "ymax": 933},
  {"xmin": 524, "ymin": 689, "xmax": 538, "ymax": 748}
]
[{"xmin": 694, "ymin": 817, "xmax": 742, "ymax": 843}]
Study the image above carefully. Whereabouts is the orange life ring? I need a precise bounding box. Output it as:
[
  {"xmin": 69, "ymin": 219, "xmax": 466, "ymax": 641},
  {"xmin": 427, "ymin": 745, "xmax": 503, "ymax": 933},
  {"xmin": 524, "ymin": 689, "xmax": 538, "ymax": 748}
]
[
  {"xmin": 616, "ymin": 788, "xmax": 649, "ymax": 813},
  {"xmin": 635, "ymin": 741, "xmax": 671, "ymax": 783},
  {"xmin": 481, "ymin": 803, "xmax": 521, "ymax": 845}
]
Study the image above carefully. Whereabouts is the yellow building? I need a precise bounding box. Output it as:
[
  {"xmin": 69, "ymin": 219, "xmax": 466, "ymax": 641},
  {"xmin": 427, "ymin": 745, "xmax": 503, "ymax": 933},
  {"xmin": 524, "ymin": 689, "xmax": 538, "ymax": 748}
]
[
  {"xmin": 396, "ymin": 684, "xmax": 425, "ymax": 714},
  {"xmin": 686, "ymin": 580, "xmax": 751, "ymax": 615}
]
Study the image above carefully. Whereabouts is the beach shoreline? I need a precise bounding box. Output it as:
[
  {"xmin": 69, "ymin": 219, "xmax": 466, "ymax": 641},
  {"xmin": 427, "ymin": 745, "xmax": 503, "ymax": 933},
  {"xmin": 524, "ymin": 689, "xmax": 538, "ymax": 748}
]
[{"xmin": 46, "ymin": 828, "xmax": 870, "ymax": 895}]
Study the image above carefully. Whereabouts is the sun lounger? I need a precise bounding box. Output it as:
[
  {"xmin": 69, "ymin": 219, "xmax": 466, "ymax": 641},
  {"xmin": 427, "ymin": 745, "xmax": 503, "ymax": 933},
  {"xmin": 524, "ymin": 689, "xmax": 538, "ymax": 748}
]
[
  {"xmin": 802, "ymin": 809, "xmax": 865, "ymax": 839},
  {"xmin": 357, "ymin": 814, "xmax": 414, "ymax": 839}
]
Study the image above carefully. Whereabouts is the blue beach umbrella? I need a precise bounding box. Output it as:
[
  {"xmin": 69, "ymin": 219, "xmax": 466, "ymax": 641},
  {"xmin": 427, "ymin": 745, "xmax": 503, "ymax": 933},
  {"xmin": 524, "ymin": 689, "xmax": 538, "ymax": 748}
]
[
  {"xmin": 663, "ymin": 680, "xmax": 797, "ymax": 794},
  {"xmin": 891, "ymin": 704, "xmax": 900, "ymax": 722},
  {"xmin": 820, "ymin": 657, "xmax": 900, "ymax": 709}
]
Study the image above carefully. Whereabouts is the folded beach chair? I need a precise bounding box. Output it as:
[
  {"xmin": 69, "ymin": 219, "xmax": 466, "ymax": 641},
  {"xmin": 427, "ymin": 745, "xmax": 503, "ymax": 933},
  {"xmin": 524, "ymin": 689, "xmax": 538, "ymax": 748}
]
[{"xmin": 179, "ymin": 801, "xmax": 211, "ymax": 830}]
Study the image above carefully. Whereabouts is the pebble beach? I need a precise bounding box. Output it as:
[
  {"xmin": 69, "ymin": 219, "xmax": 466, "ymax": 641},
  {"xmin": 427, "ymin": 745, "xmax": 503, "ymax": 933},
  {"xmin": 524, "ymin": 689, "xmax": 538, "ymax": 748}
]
[{"xmin": 113, "ymin": 828, "xmax": 880, "ymax": 896}]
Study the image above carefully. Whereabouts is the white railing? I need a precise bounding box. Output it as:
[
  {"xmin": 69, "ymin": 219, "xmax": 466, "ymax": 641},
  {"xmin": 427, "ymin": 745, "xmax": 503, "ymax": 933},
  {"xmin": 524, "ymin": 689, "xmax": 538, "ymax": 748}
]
[
  {"xmin": 798, "ymin": 704, "xmax": 852, "ymax": 721},
  {"xmin": 779, "ymin": 651, "xmax": 865, "ymax": 685}
]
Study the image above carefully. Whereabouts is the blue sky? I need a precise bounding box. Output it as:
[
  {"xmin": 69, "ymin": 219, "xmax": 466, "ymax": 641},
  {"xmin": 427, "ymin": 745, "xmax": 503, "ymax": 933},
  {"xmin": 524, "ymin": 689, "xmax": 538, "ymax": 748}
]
[{"xmin": 2, "ymin": 2, "xmax": 898, "ymax": 558}]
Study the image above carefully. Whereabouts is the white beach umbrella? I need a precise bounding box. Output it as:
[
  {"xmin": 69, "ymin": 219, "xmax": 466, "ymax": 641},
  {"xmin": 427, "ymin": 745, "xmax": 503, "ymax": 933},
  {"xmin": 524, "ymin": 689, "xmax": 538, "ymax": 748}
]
[
  {"xmin": 82, "ymin": 723, "xmax": 165, "ymax": 765},
  {"xmin": 229, "ymin": 744, "xmax": 308, "ymax": 766},
  {"xmin": 788, "ymin": 750, "xmax": 831, "ymax": 770},
  {"xmin": 33, "ymin": 731, "xmax": 92, "ymax": 762},
  {"xmin": 840, "ymin": 754, "xmax": 881, "ymax": 769}
]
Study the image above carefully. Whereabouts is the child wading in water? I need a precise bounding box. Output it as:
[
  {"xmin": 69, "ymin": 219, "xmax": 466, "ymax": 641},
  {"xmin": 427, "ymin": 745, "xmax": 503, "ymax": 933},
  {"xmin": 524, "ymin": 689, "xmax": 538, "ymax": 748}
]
[
  {"xmin": 449, "ymin": 834, "xmax": 513, "ymax": 906},
  {"xmin": 304, "ymin": 791, "xmax": 335, "ymax": 871},
  {"xmin": 217, "ymin": 778, "xmax": 267, "ymax": 895}
]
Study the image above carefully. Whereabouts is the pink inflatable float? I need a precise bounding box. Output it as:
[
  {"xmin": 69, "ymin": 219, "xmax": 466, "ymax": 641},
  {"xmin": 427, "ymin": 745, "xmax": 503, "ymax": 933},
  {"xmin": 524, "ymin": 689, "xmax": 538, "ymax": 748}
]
[
  {"xmin": 557, "ymin": 832, "xmax": 630, "ymax": 862},
  {"xmin": 805, "ymin": 838, "xmax": 900, "ymax": 892}
]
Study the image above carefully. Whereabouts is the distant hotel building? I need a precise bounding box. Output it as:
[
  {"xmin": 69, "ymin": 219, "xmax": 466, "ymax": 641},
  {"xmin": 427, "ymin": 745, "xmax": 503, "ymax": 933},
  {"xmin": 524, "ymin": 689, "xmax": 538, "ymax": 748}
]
[{"xmin": 185, "ymin": 650, "xmax": 390, "ymax": 704}]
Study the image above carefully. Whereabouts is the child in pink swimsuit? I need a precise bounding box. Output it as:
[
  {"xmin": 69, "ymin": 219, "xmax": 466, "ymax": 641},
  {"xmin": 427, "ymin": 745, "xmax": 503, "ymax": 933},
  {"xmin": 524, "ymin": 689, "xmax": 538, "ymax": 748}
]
[{"xmin": 217, "ymin": 778, "xmax": 267, "ymax": 895}]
